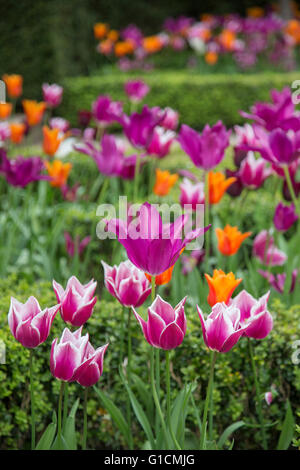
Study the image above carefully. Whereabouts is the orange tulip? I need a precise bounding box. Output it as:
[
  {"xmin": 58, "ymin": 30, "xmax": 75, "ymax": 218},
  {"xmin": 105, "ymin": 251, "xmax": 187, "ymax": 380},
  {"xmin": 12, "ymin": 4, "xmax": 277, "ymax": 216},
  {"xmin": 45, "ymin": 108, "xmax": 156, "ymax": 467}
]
[
  {"xmin": 45, "ymin": 160, "xmax": 72, "ymax": 187},
  {"xmin": 153, "ymin": 169, "xmax": 178, "ymax": 196},
  {"xmin": 205, "ymin": 51, "xmax": 218, "ymax": 65},
  {"xmin": 143, "ymin": 36, "xmax": 163, "ymax": 54},
  {"xmin": 114, "ymin": 40, "xmax": 134, "ymax": 57},
  {"xmin": 146, "ymin": 265, "xmax": 174, "ymax": 286},
  {"xmin": 107, "ymin": 30, "xmax": 119, "ymax": 42},
  {"xmin": 216, "ymin": 225, "xmax": 252, "ymax": 256},
  {"xmin": 205, "ymin": 269, "xmax": 242, "ymax": 307},
  {"xmin": 22, "ymin": 100, "xmax": 46, "ymax": 126},
  {"xmin": 10, "ymin": 123, "xmax": 26, "ymax": 144},
  {"xmin": 42, "ymin": 126, "xmax": 63, "ymax": 156},
  {"xmin": 219, "ymin": 29, "xmax": 236, "ymax": 51},
  {"xmin": 0, "ymin": 102, "xmax": 12, "ymax": 119},
  {"xmin": 94, "ymin": 23, "xmax": 109, "ymax": 39},
  {"xmin": 208, "ymin": 171, "xmax": 236, "ymax": 204},
  {"xmin": 247, "ymin": 7, "xmax": 264, "ymax": 18},
  {"xmin": 2, "ymin": 74, "xmax": 23, "ymax": 98},
  {"xmin": 284, "ymin": 19, "xmax": 300, "ymax": 44}
]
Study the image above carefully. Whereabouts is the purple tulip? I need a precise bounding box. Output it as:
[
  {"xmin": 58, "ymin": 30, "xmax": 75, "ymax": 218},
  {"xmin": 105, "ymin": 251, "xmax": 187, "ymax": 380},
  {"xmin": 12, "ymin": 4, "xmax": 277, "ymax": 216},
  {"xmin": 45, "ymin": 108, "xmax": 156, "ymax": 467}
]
[
  {"xmin": 101, "ymin": 259, "xmax": 151, "ymax": 307},
  {"xmin": 53, "ymin": 276, "xmax": 97, "ymax": 327},
  {"xmin": 160, "ymin": 107, "xmax": 179, "ymax": 130},
  {"xmin": 273, "ymin": 202, "xmax": 298, "ymax": 231},
  {"xmin": 253, "ymin": 230, "xmax": 287, "ymax": 266},
  {"xmin": 64, "ymin": 232, "xmax": 91, "ymax": 257},
  {"xmin": 0, "ymin": 149, "xmax": 48, "ymax": 188},
  {"xmin": 106, "ymin": 202, "xmax": 211, "ymax": 276},
  {"xmin": 124, "ymin": 80, "xmax": 150, "ymax": 102},
  {"xmin": 8, "ymin": 296, "xmax": 60, "ymax": 348},
  {"xmin": 197, "ymin": 302, "xmax": 246, "ymax": 353},
  {"xmin": 78, "ymin": 110, "xmax": 92, "ymax": 128},
  {"xmin": 117, "ymin": 105, "xmax": 163, "ymax": 149},
  {"xmin": 147, "ymin": 127, "xmax": 175, "ymax": 158},
  {"xmin": 229, "ymin": 290, "xmax": 273, "ymax": 339},
  {"xmin": 92, "ymin": 95, "xmax": 123, "ymax": 125},
  {"xmin": 225, "ymin": 168, "xmax": 244, "ymax": 197},
  {"xmin": 42, "ymin": 83, "xmax": 63, "ymax": 108},
  {"xmin": 258, "ymin": 269, "xmax": 299, "ymax": 294},
  {"xmin": 238, "ymin": 151, "xmax": 272, "ymax": 188},
  {"xmin": 178, "ymin": 121, "xmax": 230, "ymax": 170},
  {"xmin": 133, "ymin": 295, "xmax": 187, "ymax": 350},
  {"xmin": 61, "ymin": 183, "xmax": 80, "ymax": 202},
  {"xmin": 179, "ymin": 178, "xmax": 205, "ymax": 210},
  {"xmin": 49, "ymin": 117, "xmax": 70, "ymax": 133}
]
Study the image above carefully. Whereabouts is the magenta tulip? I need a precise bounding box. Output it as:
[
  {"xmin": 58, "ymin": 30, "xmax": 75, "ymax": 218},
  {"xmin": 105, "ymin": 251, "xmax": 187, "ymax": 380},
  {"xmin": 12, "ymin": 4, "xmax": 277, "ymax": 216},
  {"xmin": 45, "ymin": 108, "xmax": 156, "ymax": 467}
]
[
  {"xmin": 124, "ymin": 79, "xmax": 150, "ymax": 102},
  {"xmin": 239, "ymin": 151, "xmax": 272, "ymax": 188},
  {"xmin": 229, "ymin": 290, "xmax": 273, "ymax": 339},
  {"xmin": 273, "ymin": 202, "xmax": 298, "ymax": 231},
  {"xmin": 53, "ymin": 276, "xmax": 97, "ymax": 327},
  {"xmin": 64, "ymin": 232, "xmax": 91, "ymax": 258},
  {"xmin": 253, "ymin": 230, "xmax": 287, "ymax": 266},
  {"xmin": 42, "ymin": 83, "xmax": 63, "ymax": 108},
  {"xmin": 117, "ymin": 105, "xmax": 162, "ymax": 149},
  {"xmin": 258, "ymin": 269, "xmax": 299, "ymax": 294},
  {"xmin": 197, "ymin": 303, "xmax": 246, "ymax": 353},
  {"xmin": 92, "ymin": 95, "xmax": 123, "ymax": 125},
  {"xmin": 179, "ymin": 178, "xmax": 205, "ymax": 210},
  {"xmin": 71, "ymin": 341, "xmax": 108, "ymax": 387},
  {"xmin": 160, "ymin": 107, "xmax": 179, "ymax": 130},
  {"xmin": 147, "ymin": 127, "xmax": 175, "ymax": 158},
  {"xmin": 101, "ymin": 259, "xmax": 151, "ymax": 307},
  {"xmin": 8, "ymin": 296, "xmax": 60, "ymax": 348},
  {"xmin": 132, "ymin": 295, "xmax": 187, "ymax": 350}
]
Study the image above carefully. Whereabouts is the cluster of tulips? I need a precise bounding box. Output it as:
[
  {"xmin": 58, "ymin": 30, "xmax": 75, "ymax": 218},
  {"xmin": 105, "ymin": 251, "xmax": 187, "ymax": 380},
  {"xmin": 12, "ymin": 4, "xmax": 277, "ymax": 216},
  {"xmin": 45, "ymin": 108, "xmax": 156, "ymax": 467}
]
[{"xmin": 94, "ymin": 5, "xmax": 300, "ymax": 71}]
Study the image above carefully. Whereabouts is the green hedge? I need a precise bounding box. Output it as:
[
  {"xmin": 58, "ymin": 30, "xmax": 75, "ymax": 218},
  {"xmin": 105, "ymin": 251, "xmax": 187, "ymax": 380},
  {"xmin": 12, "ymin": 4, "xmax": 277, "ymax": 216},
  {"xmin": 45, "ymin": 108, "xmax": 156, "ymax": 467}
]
[
  {"xmin": 0, "ymin": 275, "xmax": 299, "ymax": 449},
  {"xmin": 61, "ymin": 71, "xmax": 300, "ymax": 129}
]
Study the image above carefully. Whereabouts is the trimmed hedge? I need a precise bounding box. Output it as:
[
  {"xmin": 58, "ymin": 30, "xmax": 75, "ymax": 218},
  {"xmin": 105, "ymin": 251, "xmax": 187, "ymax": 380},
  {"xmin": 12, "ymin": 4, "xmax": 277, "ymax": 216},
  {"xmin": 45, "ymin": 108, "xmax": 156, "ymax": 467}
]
[
  {"xmin": 0, "ymin": 275, "xmax": 299, "ymax": 449},
  {"xmin": 61, "ymin": 71, "xmax": 300, "ymax": 129}
]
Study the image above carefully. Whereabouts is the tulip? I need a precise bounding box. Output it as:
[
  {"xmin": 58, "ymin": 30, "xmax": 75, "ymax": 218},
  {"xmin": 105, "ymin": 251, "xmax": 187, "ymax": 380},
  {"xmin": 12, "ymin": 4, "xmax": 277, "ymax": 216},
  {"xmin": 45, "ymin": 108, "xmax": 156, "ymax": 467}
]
[
  {"xmin": 147, "ymin": 127, "xmax": 175, "ymax": 158},
  {"xmin": 178, "ymin": 122, "xmax": 230, "ymax": 170},
  {"xmin": 239, "ymin": 151, "xmax": 272, "ymax": 188},
  {"xmin": 49, "ymin": 117, "xmax": 70, "ymax": 133},
  {"xmin": 102, "ymin": 259, "xmax": 151, "ymax": 307},
  {"xmin": 253, "ymin": 230, "xmax": 287, "ymax": 266},
  {"xmin": 209, "ymin": 171, "xmax": 237, "ymax": 204},
  {"xmin": 160, "ymin": 107, "xmax": 179, "ymax": 130},
  {"xmin": 258, "ymin": 269, "xmax": 299, "ymax": 294},
  {"xmin": 216, "ymin": 225, "xmax": 251, "ymax": 256},
  {"xmin": 9, "ymin": 122, "xmax": 26, "ymax": 144},
  {"xmin": 225, "ymin": 168, "xmax": 244, "ymax": 197},
  {"xmin": 64, "ymin": 232, "xmax": 91, "ymax": 258},
  {"xmin": 0, "ymin": 102, "xmax": 12, "ymax": 119},
  {"xmin": 94, "ymin": 22, "xmax": 109, "ymax": 39},
  {"xmin": 179, "ymin": 178, "xmax": 205, "ymax": 210},
  {"xmin": 22, "ymin": 100, "xmax": 46, "ymax": 126},
  {"xmin": 53, "ymin": 276, "xmax": 97, "ymax": 327},
  {"xmin": 78, "ymin": 109, "xmax": 92, "ymax": 128},
  {"xmin": 153, "ymin": 168, "xmax": 178, "ymax": 196},
  {"xmin": 229, "ymin": 290, "xmax": 273, "ymax": 339},
  {"xmin": 273, "ymin": 202, "xmax": 298, "ymax": 231},
  {"xmin": 72, "ymin": 341, "xmax": 108, "ymax": 387},
  {"xmin": 8, "ymin": 296, "xmax": 59, "ymax": 348},
  {"xmin": 114, "ymin": 40, "xmax": 135, "ymax": 57},
  {"xmin": 45, "ymin": 159, "xmax": 72, "ymax": 187},
  {"xmin": 106, "ymin": 202, "xmax": 211, "ymax": 275},
  {"xmin": 61, "ymin": 183, "xmax": 80, "ymax": 202},
  {"xmin": 124, "ymin": 79, "xmax": 150, "ymax": 102},
  {"xmin": 205, "ymin": 269, "xmax": 242, "ymax": 307},
  {"xmin": 92, "ymin": 95, "xmax": 123, "ymax": 125},
  {"xmin": 2, "ymin": 74, "xmax": 23, "ymax": 98},
  {"xmin": 265, "ymin": 392, "xmax": 273, "ymax": 406},
  {"xmin": 133, "ymin": 295, "xmax": 187, "ymax": 350},
  {"xmin": 205, "ymin": 50, "xmax": 218, "ymax": 65},
  {"xmin": 145, "ymin": 265, "xmax": 175, "ymax": 286},
  {"xmin": 42, "ymin": 125, "xmax": 63, "ymax": 156},
  {"xmin": 0, "ymin": 150, "xmax": 48, "ymax": 187},
  {"xmin": 117, "ymin": 105, "xmax": 162, "ymax": 149},
  {"xmin": 42, "ymin": 83, "xmax": 63, "ymax": 108},
  {"xmin": 197, "ymin": 302, "xmax": 245, "ymax": 353}
]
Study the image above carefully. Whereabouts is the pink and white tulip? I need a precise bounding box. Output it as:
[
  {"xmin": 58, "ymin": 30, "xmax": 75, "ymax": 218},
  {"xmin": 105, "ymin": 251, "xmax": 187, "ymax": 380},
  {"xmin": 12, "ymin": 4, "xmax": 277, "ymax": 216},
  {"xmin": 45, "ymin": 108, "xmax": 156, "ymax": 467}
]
[
  {"xmin": 239, "ymin": 151, "xmax": 272, "ymax": 188},
  {"xmin": 160, "ymin": 107, "xmax": 179, "ymax": 130},
  {"xmin": 8, "ymin": 296, "xmax": 60, "ymax": 348},
  {"xmin": 42, "ymin": 83, "xmax": 63, "ymax": 108},
  {"xmin": 101, "ymin": 259, "xmax": 151, "ymax": 307},
  {"xmin": 179, "ymin": 178, "xmax": 205, "ymax": 210},
  {"xmin": 133, "ymin": 295, "xmax": 187, "ymax": 350},
  {"xmin": 53, "ymin": 276, "xmax": 97, "ymax": 327}
]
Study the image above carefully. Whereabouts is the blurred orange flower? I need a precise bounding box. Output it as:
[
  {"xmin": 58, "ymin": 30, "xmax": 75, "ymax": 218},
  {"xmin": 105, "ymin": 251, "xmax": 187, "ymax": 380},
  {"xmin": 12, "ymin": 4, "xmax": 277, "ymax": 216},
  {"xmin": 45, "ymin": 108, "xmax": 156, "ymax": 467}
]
[
  {"xmin": 219, "ymin": 29, "xmax": 236, "ymax": 51},
  {"xmin": 42, "ymin": 126, "xmax": 63, "ymax": 156},
  {"xmin": 205, "ymin": 51, "xmax": 218, "ymax": 65},
  {"xmin": 205, "ymin": 269, "xmax": 242, "ymax": 307},
  {"xmin": 284, "ymin": 19, "xmax": 300, "ymax": 43},
  {"xmin": 94, "ymin": 23, "xmax": 109, "ymax": 39},
  {"xmin": 143, "ymin": 36, "xmax": 163, "ymax": 54},
  {"xmin": 247, "ymin": 7, "xmax": 264, "ymax": 17},
  {"xmin": 146, "ymin": 265, "xmax": 174, "ymax": 286},
  {"xmin": 216, "ymin": 225, "xmax": 252, "ymax": 256},
  {"xmin": 10, "ymin": 123, "xmax": 26, "ymax": 144},
  {"xmin": 2, "ymin": 74, "xmax": 23, "ymax": 98},
  {"xmin": 0, "ymin": 102, "xmax": 12, "ymax": 119},
  {"xmin": 114, "ymin": 40, "xmax": 135, "ymax": 57},
  {"xmin": 22, "ymin": 100, "xmax": 46, "ymax": 126},
  {"xmin": 45, "ymin": 160, "xmax": 72, "ymax": 187},
  {"xmin": 209, "ymin": 171, "xmax": 236, "ymax": 204},
  {"xmin": 153, "ymin": 169, "xmax": 178, "ymax": 196},
  {"xmin": 107, "ymin": 29, "xmax": 119, "ymax": 42},
  {"xmin": 98, "ymin": 39, "xmax": 114, "ymax": 55}
]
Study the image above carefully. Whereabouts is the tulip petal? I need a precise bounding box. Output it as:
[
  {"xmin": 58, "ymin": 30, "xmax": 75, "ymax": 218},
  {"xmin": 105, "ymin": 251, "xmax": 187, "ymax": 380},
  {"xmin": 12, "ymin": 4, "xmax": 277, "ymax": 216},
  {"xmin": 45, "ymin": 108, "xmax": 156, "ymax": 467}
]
[{"xmin": 159, "ymin": 322, "xmax": 184, "ymax": 350}]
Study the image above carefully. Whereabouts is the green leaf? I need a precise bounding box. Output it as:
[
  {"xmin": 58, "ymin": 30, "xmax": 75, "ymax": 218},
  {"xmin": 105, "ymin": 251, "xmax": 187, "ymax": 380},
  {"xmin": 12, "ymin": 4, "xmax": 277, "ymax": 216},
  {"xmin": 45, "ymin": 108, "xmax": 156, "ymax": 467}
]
[
  {"xmin": 277, "ymin": 401, "xmax": 295, "ymax": 450},
  {"xmin": 51, "ymin": 434, "xmax": 70, "ymax": 450},
  {"xmin": 119, "ymin": 368, "xmax": 156, "ymax": 450},
  {"xmin": 63, "ymin": 398, "xmax": 80, "ymax": 450},
  {"xmin": 35, "ymin": 422, "xmax": 57, "ymax": 450},
  {"xmin": 217, "ymin": 421, "xmax": 245, "ymax": 449},
  {"xmin": 131, "ymin": 373, "xmax": 154, "ymax": 423},
  {"xmin": 171, "ymin": 383, "xmax": 193, "ymax": 447},
  {"xmin": 93, "ymin": 385, "xmax": 130, "ymax": 445}
]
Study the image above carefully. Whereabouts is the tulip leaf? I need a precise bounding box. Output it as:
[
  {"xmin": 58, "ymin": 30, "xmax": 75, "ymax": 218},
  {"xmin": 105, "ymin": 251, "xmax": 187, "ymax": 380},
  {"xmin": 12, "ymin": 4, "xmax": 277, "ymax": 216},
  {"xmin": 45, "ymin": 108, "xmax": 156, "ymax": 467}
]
[
  {"xmin": 217, "ymin": 421, "xmax": 245, "ymax": 449},
  {"xmin": 62, "ymin": 398, "xmax": 80, "ymax": 450},
  {"xmin": 277, "ymin": 400, "xmax": 295, "ymax": 450},
  {"xmin": 131, "ymin": 373, "xmax": 154, "ymax": 424},
  {"xmin": 93, "ymin": 385, "xmax": 130, "ymax": 445},
  {"xmin": 171, "ymin": 382, "xmax": 193, "ymax": 447},
  {"xmin": 51, "ymin": 434, "xmax": 70, "ymax": 450},
  {"xmin": 119, "ymin": 367, "xmax": 156, "ymax": 450},
  {"xmin": 35, "ymin": 422, "xmax": 57, "ymax": 450}
]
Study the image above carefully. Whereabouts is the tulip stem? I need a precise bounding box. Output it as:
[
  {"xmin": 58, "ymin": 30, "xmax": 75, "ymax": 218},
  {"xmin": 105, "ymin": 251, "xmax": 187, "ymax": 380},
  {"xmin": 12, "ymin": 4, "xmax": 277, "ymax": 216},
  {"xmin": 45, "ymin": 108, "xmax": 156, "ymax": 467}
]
[
  {"xmin": 150, "ymin": 347, "xmax": 169, "ymax": 449},
  {"xmin": 204, "ymin": 171, "xmax": 210, "ymax": 270},
  {"xmin": 29, "ymin": 350, "xmax": 35, "ymax": 450},
  {"xmin": 133, "ymin": 150, "xmax": 142, "ymax": 202},
  {"xmin": 119, "ymin": 306, "xmax": 125, "ymax": 364},
  {"xmin": 58, "ymin": 381, "xmax": 65, "ymax": 440},
  {"xmin": 200, "ymin": 351, "xmax": 217, "ymax": 450},
  {"xmin": 165, "ymin": 351, "xmax": 181, "ymax": 450},
  {"xmin": 150, "ymin": 276, "xmax": 160, "ymax": 436},
  {"xmin": 248, "ymin": 339, "xmax": 268, "ymax": 450},
  {"xmin": 98, "ymin": 177, "xmax": 109, "ymax": 205},
  {"xmin": 127, "ymin": 308, "xmax": 133, "ymax": 450},
  {"xmin": 62, "ymin": 383, "xmax": 69, "ymax": 431},
  {"xmin": 82, "ymin": 388, "xmax": 88, "ymax": 450},
  {"xmin": 283, "ymin": 165, "xmax": 300, "ymax": 215}
]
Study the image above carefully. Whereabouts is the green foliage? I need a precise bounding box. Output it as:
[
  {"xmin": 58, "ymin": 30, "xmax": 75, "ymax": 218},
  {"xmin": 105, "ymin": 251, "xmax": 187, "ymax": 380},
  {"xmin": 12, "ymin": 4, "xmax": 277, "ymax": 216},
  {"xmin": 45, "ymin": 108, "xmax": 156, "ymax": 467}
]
[
  {"xmin": 0, "ymin": 275, "xmax": 299, "ymax": 449},
  {"xmin": 61, "ymin": 71, "xmax": 300, "ymax": 129}
]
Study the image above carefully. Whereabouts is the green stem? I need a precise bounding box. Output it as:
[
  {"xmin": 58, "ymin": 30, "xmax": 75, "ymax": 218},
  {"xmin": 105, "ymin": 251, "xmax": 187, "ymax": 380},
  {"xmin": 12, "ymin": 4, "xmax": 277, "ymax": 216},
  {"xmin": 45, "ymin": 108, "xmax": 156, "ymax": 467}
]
[
  {"xmin": 204, "ymin": 171, "xmax": 210, "ymax": 271},
  {"xmin": 166, "ymin": 351, "xmax": 181, "ymax": 450},
  {"xmin": 283, "ymin": 165, "xmax": 300, "ymax": 215},
  {"xmin": 119, "ymin": 306, "xmax": 125, "ymax": 364},
  {"xmin": 133, "ymin": 151, "xmax": 141, "ymax": 202},
  {"xmin": 248, "ymin": 339, "xmax": 268, "ymax": 450},
  {"xmin": 150, "ymin": 347, "xmax": 169, "ymax": 448},
  {"xmin": 200, "ymin": 351, "xmax": 217, "ymax": 450},
  {"xmin": 29, "ymin": 350, "xmax": 35, "ymax": 450},
  {"xmin": 82, "ymin": 388, "xmax": 88, "ymax": 450},
  {"xmin": 98, "ymin": 177, "xmax": 109, "ymax": 205},
  {"xmin": 62, "ymin": 383, "xmax": 69, "ymax": 431},
  {"xmin": 57, "ymin": 381, "xmax": 65, "ymax": 440},
  {"xmin": 127, "ymin": 308, "xmax": 133, "ymax": 450}
]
